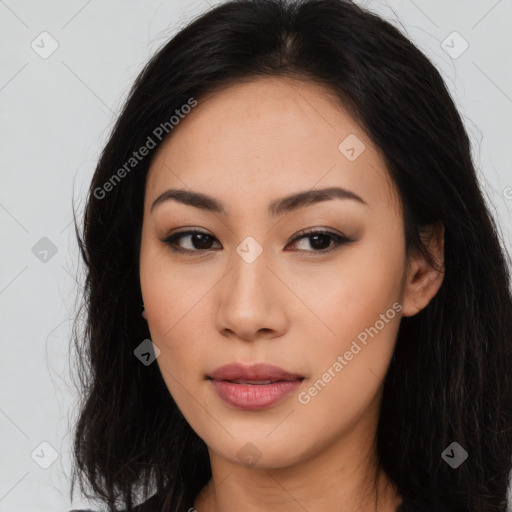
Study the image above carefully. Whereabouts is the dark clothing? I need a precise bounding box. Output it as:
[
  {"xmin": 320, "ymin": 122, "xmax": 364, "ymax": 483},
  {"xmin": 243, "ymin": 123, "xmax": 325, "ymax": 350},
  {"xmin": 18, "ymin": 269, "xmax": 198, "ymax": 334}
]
[
  {"xmin": 397, "ymin": 496, "xmax": 453, "ymax": 511},
  {"xmin": 70, "ymin": 492, "xmax": 458, "ymax": 512}
]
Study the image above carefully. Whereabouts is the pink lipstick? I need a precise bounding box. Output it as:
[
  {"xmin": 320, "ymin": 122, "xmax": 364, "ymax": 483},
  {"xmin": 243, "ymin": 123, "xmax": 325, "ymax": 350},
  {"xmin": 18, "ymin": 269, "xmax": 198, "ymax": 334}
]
[{"xmin": 207, "ymin": 362, "xmax": 304, "ymax": 410}]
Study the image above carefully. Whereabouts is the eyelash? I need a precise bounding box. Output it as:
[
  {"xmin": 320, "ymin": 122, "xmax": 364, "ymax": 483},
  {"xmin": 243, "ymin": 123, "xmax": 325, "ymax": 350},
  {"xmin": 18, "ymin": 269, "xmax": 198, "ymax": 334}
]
[{"xmin": 160, "ymin": 228, "xmax": 352, "ymax": 256}]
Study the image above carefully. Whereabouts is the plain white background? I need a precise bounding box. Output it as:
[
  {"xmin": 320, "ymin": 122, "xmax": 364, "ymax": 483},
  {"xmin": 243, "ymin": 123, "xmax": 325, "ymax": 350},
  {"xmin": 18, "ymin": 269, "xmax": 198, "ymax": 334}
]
[{"xmin": 1, "ymin": 0, "xmax": 511, "ymax": 510}]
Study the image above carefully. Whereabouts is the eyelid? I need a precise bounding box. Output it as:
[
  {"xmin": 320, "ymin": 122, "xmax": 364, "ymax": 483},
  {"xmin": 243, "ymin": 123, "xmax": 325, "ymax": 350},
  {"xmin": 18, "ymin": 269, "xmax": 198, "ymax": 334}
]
[
  {"xmin": 291, "ymin": 226, "xmax": 345, "ymax": 241},
  {"xmin": 287, "ymin": 228, "xmax": 352, "ymax": 256},
  {"xmin": 159, "ymin": 228, "xmax": 219, "ymax": 253}
]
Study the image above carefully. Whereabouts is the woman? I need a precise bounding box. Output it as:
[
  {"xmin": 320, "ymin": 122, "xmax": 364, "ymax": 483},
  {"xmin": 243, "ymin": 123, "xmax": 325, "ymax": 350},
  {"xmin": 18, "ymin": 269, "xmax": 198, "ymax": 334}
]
[{"xmin": 69, "ymin": 0, "xmax": 512, "ymax": 511}]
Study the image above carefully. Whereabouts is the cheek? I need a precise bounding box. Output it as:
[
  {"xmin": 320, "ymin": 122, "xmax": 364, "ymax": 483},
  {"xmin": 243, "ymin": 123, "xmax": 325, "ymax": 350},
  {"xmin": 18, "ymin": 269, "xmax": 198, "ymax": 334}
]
[
  {"xmin": 144, "ymin": 280, "xmax": 206, "ymax": 363},
  {"xmin": 140, "ymin": 237, "xmax": 204, "ymax": 339},
  {"xmin": 289, "ymin": 239, "xmax": 404, "ymax": 339},
  {"xmin": 288, "ymin": 239, "xmax": 405, "ymax": 396},
  {"xmin": 140, "ymin": 245, "xmax": 192, "ymax": 375},
  {"xmin": 140, "ymin": 263, "xmax": 214, "ymax": 401},
  {"xmin": 147, "ymin": 295, "xmax": 209, "ymax": 410},
  {"xmin": 292, "ymin": 277, "xmax": 402, "ymax": 442}
]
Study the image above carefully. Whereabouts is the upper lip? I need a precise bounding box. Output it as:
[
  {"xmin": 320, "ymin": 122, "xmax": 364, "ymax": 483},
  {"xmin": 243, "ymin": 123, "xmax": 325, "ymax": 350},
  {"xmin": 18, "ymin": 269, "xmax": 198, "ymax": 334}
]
[{"xmin": 208, "ymin": 363, "xmax": 304, "ymax": 382}]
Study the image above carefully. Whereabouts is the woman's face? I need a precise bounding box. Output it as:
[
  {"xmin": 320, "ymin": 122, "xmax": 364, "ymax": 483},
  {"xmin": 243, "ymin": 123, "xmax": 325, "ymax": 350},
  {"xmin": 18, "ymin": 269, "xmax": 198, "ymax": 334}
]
[{"xmin": 139, "ymin": 77, "xmax": 434, "ymax": 469}]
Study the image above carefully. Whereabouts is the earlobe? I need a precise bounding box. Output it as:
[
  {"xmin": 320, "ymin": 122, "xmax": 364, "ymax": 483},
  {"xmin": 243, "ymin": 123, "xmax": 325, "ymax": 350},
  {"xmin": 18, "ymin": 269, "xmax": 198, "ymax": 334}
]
[{"xmin": 401, "ymin": 222, "xmax": 445, "ymax": 318}]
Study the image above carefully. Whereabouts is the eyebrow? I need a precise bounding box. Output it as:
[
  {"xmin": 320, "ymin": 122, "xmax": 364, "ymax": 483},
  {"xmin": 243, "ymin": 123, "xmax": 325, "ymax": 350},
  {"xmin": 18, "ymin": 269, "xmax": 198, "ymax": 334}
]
[{"xmin": 150, "ymin": 186, "xmax": 367, "ymax": 216}]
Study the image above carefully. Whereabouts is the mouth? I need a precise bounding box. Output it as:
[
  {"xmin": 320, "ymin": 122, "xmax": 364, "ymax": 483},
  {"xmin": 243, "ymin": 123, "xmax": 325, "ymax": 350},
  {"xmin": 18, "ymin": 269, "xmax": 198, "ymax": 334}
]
[
  {"xmin": 207, "ymin": 362, "xmax": 305, "ymax": 382},
  {"xmin": 207, "ymin": 363, "xmax": 305, "ymax": 410},
  {"xmin": 212, "ymin": 379, "xmax": 303, "ymax": 385}
]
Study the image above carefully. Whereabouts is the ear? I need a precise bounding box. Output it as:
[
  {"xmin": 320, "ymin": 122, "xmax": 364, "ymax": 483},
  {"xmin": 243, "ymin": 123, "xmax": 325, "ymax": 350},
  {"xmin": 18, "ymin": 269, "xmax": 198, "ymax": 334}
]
[
  {"xmin": 141, "ymin": 302, "xmax": 148, "ymax": 321},
  {"xmin": 401, "ymin": 221, "xmax": 445, "ymax": 317}
]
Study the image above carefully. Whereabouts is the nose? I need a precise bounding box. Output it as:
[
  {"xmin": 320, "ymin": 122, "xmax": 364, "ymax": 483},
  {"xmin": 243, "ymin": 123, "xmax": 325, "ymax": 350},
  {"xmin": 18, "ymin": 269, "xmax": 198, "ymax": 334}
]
[{"xmin": 213, "ymin": 245, "xmax": 289, "ymax": 342}]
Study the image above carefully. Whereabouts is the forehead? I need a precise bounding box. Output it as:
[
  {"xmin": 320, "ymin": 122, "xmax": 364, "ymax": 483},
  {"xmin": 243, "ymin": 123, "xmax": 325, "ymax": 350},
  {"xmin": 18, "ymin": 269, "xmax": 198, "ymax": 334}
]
[{"xmin": 145, "ymin": 77, "xmax": 399, "ymax": 216}]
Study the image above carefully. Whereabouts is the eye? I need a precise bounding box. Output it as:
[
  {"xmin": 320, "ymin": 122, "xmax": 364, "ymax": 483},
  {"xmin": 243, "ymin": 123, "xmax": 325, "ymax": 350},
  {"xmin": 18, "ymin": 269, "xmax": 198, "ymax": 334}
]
[
  {"xmin": 160, "ymin": 229, "xmax": 221, "ymax": 254},
  {"xmin": 287, "ymin": 228, "xmax": 352, "ymax": 254},
  {"xmin": 160, "ymin": 228, "xmax": 352, "ymax": 255}
]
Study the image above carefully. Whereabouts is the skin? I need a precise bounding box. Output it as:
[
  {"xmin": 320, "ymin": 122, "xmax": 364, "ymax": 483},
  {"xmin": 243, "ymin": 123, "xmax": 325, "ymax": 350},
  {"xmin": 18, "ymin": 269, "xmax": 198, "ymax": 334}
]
[{"xmin": 139, "ymin": 77, "xmax": 445, "ymax": 512}]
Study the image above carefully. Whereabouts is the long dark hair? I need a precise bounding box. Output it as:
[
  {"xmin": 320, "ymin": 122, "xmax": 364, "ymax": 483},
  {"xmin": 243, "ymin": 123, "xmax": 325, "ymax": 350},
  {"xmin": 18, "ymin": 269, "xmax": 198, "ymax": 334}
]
[{"xmin": 70, "ymin": 1, "xmax": 512, "ymax": 511}]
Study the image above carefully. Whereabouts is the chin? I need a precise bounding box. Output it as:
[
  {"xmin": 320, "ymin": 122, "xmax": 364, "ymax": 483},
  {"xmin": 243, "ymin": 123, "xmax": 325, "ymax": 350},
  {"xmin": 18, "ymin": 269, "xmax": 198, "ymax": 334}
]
[{"xmin": 207, "ymin": 433, "xmax": 311, "ymax": 470}]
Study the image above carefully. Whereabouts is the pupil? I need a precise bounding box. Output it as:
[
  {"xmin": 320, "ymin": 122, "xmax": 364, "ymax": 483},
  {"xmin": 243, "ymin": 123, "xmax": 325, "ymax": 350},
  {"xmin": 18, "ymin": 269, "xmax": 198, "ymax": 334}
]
[
  {"xmin": 194, "ymin": 234, "xmax": 211, "ymax": 248},
  {"xmin": 311, "ymin": 234, "xmax": 330, "ymax": 250}
]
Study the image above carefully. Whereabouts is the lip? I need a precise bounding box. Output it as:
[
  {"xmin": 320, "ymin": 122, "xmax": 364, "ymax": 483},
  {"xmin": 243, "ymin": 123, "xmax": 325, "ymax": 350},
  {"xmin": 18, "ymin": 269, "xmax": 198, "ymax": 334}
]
[
  {"xmin": 208, "ymin": 362, "xmax": 304, "ymax": 382},
  {"xmin": 207, "ymin": 363, "xmax": 305, "ymax": 410}
]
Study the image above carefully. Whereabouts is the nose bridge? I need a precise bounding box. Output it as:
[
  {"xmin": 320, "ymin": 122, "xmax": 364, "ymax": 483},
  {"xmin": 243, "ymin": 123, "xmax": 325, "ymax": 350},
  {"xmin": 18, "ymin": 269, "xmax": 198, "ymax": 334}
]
[
  {"xmin": 228, "ymin": 236, "xmax": 269, "ymax": 303},
  {"xmin": 214, "ymin": 235, "xmax": 286, "ymax": 339}
]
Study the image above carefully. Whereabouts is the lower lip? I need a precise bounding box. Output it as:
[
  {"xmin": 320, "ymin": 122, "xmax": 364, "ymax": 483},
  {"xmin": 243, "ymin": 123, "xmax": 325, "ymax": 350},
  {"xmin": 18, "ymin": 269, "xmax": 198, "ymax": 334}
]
[{"xmin": 209, "ymin": 379, "xmax": 303, "ymax": 410}]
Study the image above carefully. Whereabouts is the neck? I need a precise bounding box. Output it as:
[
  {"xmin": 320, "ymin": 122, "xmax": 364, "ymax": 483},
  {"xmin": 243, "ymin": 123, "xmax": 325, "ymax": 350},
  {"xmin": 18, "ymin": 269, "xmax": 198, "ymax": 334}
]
[
  {"xmin": 194, "ymin": 467, "xmax": 401, "ymax": 512},
  {"xmin": 193, "ymin": 417, "xmax": 402, "ymax": 512}
]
